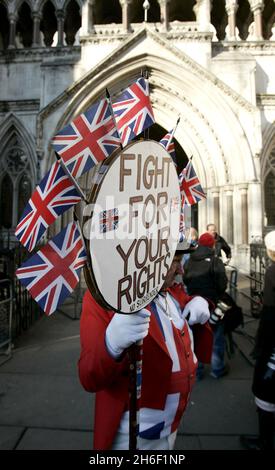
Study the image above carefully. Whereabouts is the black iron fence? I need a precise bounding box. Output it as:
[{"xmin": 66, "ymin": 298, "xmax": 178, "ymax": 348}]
[
  {"xmin": 226, "ymin": 240, "xmax": 265, "ymax": 319},
  {"xmin": 249, "ymin": 239, "xmax": 266, "ymax": 317},
  {"xmin": 223, "ymin": 240, "xmax": 268, "ymax": 364},
  {"xmin": 0, "ymin": 229, "xmax": 43, "ymax": 343},
  {"xmin": 0, "ymin": 278, "xmax": 13, "ymax": 364}
]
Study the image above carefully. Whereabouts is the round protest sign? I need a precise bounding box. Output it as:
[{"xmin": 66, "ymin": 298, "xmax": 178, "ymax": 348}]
[{"xmin": 83, "ymin": 140, "xmax": 180, "ymax": 313}]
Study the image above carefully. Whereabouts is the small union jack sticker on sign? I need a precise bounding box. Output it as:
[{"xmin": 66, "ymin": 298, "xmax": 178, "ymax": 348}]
[
  {"xmin": 99, "ymin": 208, "xmax": 119, "ymax": 233},
  {"xmin": 170, "ymin": 196, "xmax": 180, "ymax": 213}
]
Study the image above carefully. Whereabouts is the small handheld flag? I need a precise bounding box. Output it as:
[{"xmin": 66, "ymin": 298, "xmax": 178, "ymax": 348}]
[
  {"xmin": 112, "ymin": 77, "xmax": 155, "ymax": 147},
  {"xmin": 52, "ymin": 98, "xmax": 121, "ymax": 178},
  {"xmin": 16, "ymin": 222, "xmax": 87, "ymax": 316},
  {"xmin": 179, "ymin": 160, "xmax": 206, "ymax": 206},
  {"xmin": 15, "ymin": 161, "xmax": 82, "ymax": 252}
]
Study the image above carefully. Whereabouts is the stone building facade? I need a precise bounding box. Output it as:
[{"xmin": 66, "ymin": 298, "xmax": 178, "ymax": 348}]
[{"xmin": 0, "ymin": 0, "xmax": 275, "ymax": 271}]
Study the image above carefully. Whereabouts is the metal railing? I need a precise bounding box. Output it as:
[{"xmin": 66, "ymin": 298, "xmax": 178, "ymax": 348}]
[
  {"xmin": 0, "ymin": 229, "xmax": 43, "ymax": 341},
  {"xmin": 249, "ymin": 240, "xmax": 266, "ymax": 317},
  {"xmin": 0, "ymin": 278, "xmax": 13, "ymax": 364}
]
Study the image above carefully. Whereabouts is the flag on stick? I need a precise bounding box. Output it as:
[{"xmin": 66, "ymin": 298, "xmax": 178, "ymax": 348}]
[
  {"xmin": 159, "ymin": 130, "xmax": 176, "ymax": 163},
  {"xmin": 16, "ymin": 222, "xmax": 87, "ymax": 315},
  {"xmin": 52, "ymin": 98, "xmax": 121, "ymax": 178},
  {"xmin": 112, "ymin": 77, "xmax": 155, "ymax": 147},
  {"xmin": 159, "ymin": 117, "xmax": 180, "ymax": 164},
  {"xmin": 179, "ymin": 160, "xmax": 206, "ymax": 206},
  {"xmin": 15, "ymin": 161, "xmax": 82, "ymax": 251}
]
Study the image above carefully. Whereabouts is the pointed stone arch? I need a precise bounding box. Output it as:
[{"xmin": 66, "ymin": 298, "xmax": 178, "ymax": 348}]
[
  {"xmin": 36, "ymin": 0, "xmax": 58, "ymax": 13},
  {"xmin": 45, "ymin": 53, "xmax": 255, "ymax": 188},
  {"xmin": 64, "ymin": 0, "xmax": 81, "ymax": 45},
  {"xmin": 40, "ymin": 0, "xmax": 57, "ymax": 47},
  {"xmin": 0, "ymin": 114, "xmax": 37, "ymax": 228},
  {"xmin": 0, "ymin": 1, "xmax": 9, "ymax": 49},
  {"xmin": 16, "ymin": 1, "xmax": 34, "ymax": 47},
  {"xmin": 38, "ymin": 27, "xmax": 259, "ymax": 252},
  {"xmin": 169, "ymin": 0, "xmax": 196, "ymax": 22},
  {"xmin": 0, "ymin": 113, "xmax": 37, "ymax": 177},
  {"xmin": 16, "ymin": 0, "xmax": 34, "ymax": 13}
]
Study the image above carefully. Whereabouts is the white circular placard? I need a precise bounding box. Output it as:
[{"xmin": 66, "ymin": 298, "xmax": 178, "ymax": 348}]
[{"xmin": 83, "ymin": 140, "xmax": 180, "ymax": 313}]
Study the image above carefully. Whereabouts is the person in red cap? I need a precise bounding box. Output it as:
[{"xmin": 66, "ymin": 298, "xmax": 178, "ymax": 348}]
[{"xmin": 183, "ymin": 232, "xmax": 228, "ymax": 379}]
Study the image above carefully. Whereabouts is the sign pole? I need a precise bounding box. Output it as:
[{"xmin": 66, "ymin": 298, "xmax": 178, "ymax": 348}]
[{"xmin": 128, "ymin": 343, "xmax": 138, "ymax": 450}]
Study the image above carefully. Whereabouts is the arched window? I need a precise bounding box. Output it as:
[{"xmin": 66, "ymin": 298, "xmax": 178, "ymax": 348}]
[
  {"xmin": 211, "ymin": 0, "xmax": 227, "ymax": 40},
  {"xmin": 16, "ymin": 2, "xmax": 34, "ymax": 47},
  {"xmin": 262, "ymin": 0, "xmax": 275, "ymax": 40},
  {"xmin": 40, "ymin": 0, "xmax": 57, "ymax": 47},
  {"xmin": 236, "ymin": 0, "xmax": 252, "ymax": 40},
  {"xmin": 0, "ymin": 2, "xmax": 9, "ymax": 50},
  {"xmin": 94, "ymin": 0, "xmax": 122, "ymax": 24},
  {"xmin": 264, "ymin": 150, "xmax": 275, "ymax": 227},
  {"xmin": 170, "ymin": 0, "xmax": 196, "ymax": 22},
  {"xmin": 0, "ymin": 174, "xmax": 13, "ymax": 229},
  {"xmin": 64, "ymin": 0, "xmax": 81, "ymax": 45},
  {"xmin": 0, "ymin": 135, "xmax": 33, "ymax": 229}
]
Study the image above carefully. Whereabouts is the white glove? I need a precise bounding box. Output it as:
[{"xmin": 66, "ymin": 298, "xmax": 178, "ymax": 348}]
[
  {"xmin": 182, "ymin": 297, "xmax": 210, "ymax": 325},
  {"xmin": 105, "ymin": 309, "xmax": 151, "ymax": 359}
]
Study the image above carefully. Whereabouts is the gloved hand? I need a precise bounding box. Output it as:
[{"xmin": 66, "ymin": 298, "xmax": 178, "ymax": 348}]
[
  {"xmin": 182, "ymin": 296, "xmax": 210, "ymax": 325},
  {"xmin": 105, "ymin": 309, "xmax": 151, "ymax": 359}
]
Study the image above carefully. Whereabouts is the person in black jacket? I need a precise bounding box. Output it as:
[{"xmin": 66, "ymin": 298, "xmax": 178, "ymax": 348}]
[
  {"xmin": 183, "ymin": 232, "xmax": 228, "ymax": 379},
  {"xmin": 207, "ymin": 223, "xmax": 231, "ymax": 263},
  {"xmin": 240, "ymin": 231, "xmax": 275, "ymax": 450},
  {"xmin": 183, "ymin": 232, "xmax": 227, "ymax": 305}
]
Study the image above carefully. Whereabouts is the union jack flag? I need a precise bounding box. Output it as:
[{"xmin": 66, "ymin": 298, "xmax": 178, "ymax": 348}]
[
  {"xmin": 159, "ymin": 130, "xmax": 176, "ymax": 163},
  {"xmin": 99, "ymin": 208, "xmax": 119, "ymax": 233},
  {"xmin": 52, "ymin": 98, "xmax": 121, "ymax": 178},
  {"xmin": 112, "ymin": 77, "xmax": 155, "ymax": 146},
  {"xmin": 179, "ymin": 160, "xmax": 206, "ymax": 206},
  {"xmin": 16, "ymin": 222, "xmax": 87, "ymax": 316},
  {"xmin": 15, "ymin": 162, "xmax": 82, "ymax": 252}
]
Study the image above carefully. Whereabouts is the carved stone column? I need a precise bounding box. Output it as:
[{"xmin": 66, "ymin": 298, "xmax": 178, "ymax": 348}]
[
  {"xmin": 224, "ymin": 186, "xmax": 234, "ymax": 244},
  {"xmin": 8, "ymin": 13, "xmax": 17, "ymax": 49},
  {"xmin": 56, "ymin": 10, "xmax": 64, "ymax": 47},
  {"xmin": 194, "ymin": 0, "xmax": 211, "ymax": 32},
  {"xmin": 81, "ymin": 0, "xmax": 95, "ymax": 35},
  {"xmin": 32, "ymin": 12, "xmax": 41, "ymax": 47},
  {"xmin": 158, "ymin": 0, "xmax": 170, "ymax": 31},
  {"xmin": 239, "ymin": 184, "xmax": 248, "ymax": 244},
  {"xmin": 249, "ymin": 0, "xmax": 264, "ymax": 40},
  {"xmin": 120, "ymin": 0, "xmax": 132, "ymax": 33},
  {"xmin": 211, "ymin": 187, "xmax": 220, "ymax": 232},
  {"xmin": 248, "ymin": 182, "xmax": 262, "ymax": 242},
  {"xmin": 225, "ymin": 0, "xmax": 238, "ymax": 40}
]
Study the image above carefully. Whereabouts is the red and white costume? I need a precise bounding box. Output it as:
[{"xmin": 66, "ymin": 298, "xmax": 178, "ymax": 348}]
[{"xmin": 78, "ymin": 285, "xmax": 212, "ymax": 450}]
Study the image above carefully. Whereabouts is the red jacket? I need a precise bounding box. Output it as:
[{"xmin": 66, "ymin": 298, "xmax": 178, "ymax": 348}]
[{"xmin": 78, "ymin": 287, "xmax": 213, "ymax": 450}]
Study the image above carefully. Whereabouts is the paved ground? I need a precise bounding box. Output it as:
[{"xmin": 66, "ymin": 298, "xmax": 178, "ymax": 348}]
[{"xmin": 0, "ymin": 290, "xmax": 261, "ymax": 451}]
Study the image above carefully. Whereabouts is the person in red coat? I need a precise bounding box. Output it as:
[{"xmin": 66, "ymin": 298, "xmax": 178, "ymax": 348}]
[{"xmin": 78, "ymin": 251, "xmax": 213, "ymax": 450}]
